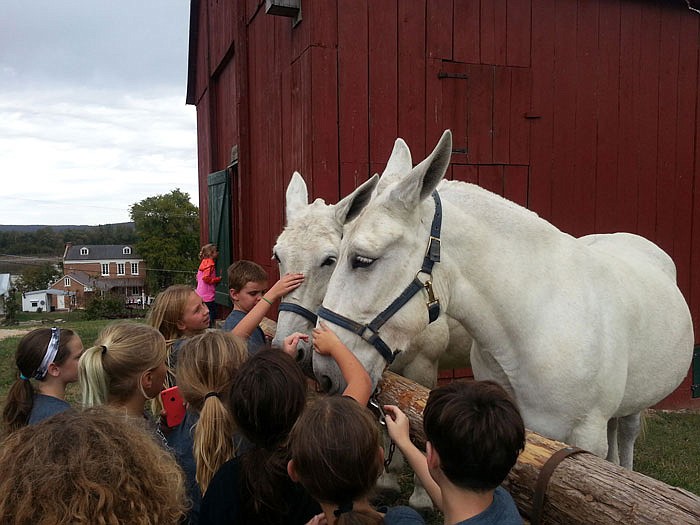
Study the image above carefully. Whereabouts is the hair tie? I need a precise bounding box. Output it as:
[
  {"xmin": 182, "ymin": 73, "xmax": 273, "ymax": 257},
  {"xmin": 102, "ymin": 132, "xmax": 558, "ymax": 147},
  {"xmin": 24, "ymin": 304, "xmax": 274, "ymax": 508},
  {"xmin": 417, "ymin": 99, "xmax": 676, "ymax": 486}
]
[
  {"xmin": 19, "ymin": 373, "xmax": 30, "ymax": 381},
  {"xmin": 333, "ymin": 501, "xmax": 353, "ymax": 517},
  {"xmin": 101, "ymin": 345, "xmax": 107, "ymax": 355},
  {"xmin": 204, "ymin": 392, "xmax": 220, "ymax": 400}
]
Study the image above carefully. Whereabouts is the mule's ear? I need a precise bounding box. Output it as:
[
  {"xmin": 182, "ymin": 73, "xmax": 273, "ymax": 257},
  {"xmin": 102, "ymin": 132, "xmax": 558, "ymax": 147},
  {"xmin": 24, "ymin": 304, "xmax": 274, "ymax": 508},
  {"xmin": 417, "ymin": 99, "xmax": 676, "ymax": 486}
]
[
  {"xmin": 285, "ymin": 171, "xmax": 309, "ymax": 224},
  {"xmin": 334, "ymin": 174, "xmax": 379, "ymax": 226},
  {"xmin": 376, "ymin": 138, "xmax": 413, "ymax": 194},
  {"xmin": 391, "ymin": 130, "xmax": 452, "ymax": 205}
]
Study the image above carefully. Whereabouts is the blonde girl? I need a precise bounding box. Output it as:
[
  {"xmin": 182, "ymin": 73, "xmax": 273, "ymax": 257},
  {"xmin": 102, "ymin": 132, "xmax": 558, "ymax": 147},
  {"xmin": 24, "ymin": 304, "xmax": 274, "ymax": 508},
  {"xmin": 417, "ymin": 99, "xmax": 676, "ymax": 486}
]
[
  {"xmin": 147, "ymin": 284, "xmax": 210, "ymax": 387},
  {"xmin": 165, "ymin": 331, "xmax": 248, "ymax": 524},
  {"xmin": 2, "ymin": 327, "xmax": 83, "ymax": 434},
  {"xmin": 79, "ymin": 321, "xmax": 167, "ymax": 419}
]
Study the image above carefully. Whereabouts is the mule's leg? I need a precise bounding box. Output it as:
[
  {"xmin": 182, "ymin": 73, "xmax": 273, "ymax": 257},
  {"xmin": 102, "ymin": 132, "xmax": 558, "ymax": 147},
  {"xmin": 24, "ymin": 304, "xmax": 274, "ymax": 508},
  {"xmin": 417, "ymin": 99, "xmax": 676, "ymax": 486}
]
[
  {"xmin": 617, "ymin": 412, "xmax": 641, "ymax": 470},
  {"xmin": 606, "ymin": 417, "xmax": 620, "ymax": 464}
]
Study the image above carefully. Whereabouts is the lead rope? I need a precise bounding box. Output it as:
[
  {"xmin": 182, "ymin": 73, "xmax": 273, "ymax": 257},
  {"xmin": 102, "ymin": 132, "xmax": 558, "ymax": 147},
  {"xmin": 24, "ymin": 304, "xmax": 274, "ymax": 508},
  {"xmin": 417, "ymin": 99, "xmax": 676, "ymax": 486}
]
[{"xmin": 368, "ymin": 386, "xmax": 396, "ymax": 469}]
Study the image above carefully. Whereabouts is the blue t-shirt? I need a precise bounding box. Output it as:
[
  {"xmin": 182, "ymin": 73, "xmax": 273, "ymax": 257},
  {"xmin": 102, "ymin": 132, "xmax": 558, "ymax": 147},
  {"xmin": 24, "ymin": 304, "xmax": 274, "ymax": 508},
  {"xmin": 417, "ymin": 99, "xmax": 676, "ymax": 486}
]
[
  {"xmin": 454, "ymin": 486, "xmax": 522, "ymax": 525},
  {"xmin": 28, "ymin": 394, "xmax": 70, "ymax": 425},
  {"xmin": 381, "ymin": 505, "xmax": 426, "ymax": 524},
  {"xmin": 222, "ymin": 309, "xmax": 266, "ymax": 355}
]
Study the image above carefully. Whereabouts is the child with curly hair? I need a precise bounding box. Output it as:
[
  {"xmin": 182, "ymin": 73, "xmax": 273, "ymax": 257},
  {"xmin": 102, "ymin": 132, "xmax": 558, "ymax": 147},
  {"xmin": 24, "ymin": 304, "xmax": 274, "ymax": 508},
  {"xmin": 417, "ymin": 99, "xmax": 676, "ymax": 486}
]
[{"xmin": 0, "ymin": 407, "xmax": 187, "ymax": 524}]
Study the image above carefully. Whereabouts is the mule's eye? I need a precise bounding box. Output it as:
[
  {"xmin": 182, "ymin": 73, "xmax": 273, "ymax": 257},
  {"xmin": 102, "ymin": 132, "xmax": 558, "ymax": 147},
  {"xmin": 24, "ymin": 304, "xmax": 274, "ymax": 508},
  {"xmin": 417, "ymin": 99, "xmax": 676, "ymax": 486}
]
[
  {"xmin": 352, "ymin": 255, "xmax": 375, "ymax": 269},
  {"xmin": 272, "ymin": 252, "xmax": 280, "ymax": 263},
  {"xmin": 321, "ymin": 256, "xmax": 336, "ymax": 267}
]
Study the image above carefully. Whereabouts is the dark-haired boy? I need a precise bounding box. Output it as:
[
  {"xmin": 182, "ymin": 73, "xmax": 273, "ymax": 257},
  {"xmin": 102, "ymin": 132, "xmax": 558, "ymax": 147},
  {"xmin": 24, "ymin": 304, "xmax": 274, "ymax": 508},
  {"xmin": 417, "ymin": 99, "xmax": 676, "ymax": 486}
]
[{"xmin": 384, "ymin": 380, "xmax": 525, "ymax": 524}]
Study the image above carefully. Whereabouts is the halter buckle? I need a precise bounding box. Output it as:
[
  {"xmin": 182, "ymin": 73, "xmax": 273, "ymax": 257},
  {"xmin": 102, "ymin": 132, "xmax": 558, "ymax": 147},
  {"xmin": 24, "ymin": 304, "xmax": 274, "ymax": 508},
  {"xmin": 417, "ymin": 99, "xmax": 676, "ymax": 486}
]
[{"xmin": 425, "ymin": 236, "xmax": 441, "ymax": 262}]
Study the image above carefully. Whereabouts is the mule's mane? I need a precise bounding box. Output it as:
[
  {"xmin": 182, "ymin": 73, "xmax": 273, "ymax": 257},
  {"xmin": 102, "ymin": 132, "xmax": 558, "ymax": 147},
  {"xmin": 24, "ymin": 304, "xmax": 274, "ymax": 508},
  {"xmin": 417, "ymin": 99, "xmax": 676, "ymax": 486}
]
[{"xmin": 437, "ymin": 180, "xmax": 563, "ymax": 238}]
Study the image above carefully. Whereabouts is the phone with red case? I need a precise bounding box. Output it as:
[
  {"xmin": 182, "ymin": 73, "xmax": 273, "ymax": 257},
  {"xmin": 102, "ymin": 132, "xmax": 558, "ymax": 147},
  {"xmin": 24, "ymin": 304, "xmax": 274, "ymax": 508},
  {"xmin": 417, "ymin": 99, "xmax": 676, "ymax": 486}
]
[{"xmin": 160, "ymin": 385, "xmax": 186, "ymax": 428}]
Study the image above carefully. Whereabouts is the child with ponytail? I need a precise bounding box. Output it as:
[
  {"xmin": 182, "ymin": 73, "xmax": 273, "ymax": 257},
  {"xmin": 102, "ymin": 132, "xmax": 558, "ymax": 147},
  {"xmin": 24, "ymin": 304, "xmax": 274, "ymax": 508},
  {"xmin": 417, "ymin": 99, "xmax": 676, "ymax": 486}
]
[
  {"xmin": 79, "ymin": 321, "xmax": 167, "ymax": 421},
  {"xmin": 167, "ymin": 330, "xmax": 248, "ymax": 525},
  {"xmin": 2, "ymin": 327, "xmax": 83, "ymax": 434},
  {"xmin": 288, "ymin": 396, "xmax": 425, "ymax": 525}
]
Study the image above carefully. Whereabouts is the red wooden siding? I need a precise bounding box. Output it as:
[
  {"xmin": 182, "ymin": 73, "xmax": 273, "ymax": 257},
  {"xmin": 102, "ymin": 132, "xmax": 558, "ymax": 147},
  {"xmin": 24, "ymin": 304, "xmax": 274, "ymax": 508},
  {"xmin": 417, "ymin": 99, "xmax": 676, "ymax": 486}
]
[{"xmin": 189, "ymin": 0, "xmax": 700, "ymax": 409}]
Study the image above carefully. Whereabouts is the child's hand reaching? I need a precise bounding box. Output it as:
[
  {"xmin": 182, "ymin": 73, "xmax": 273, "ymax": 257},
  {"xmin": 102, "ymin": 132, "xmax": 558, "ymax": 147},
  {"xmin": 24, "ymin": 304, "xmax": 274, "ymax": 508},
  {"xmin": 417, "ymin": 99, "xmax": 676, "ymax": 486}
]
[
  {"xmin": 312, "ymin": 322, "xmax": 343, "ymax": 356},
  {"xmin": 383, "ymin": 405, "xmax": 412, "ymax": 449},
  {"xmin": 265, "ymin": 273, "xmax": 304, "ymax": 302},
  {"xmin": 283, "ymin": 332, "xmax": 309, "ymax": 359}
]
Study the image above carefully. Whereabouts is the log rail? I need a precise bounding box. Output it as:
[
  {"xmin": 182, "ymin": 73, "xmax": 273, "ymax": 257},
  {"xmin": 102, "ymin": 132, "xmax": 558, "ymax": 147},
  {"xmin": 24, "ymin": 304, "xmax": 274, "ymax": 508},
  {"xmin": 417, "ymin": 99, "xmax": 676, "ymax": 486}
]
[{"xmin": 375, "ymin": 371, "xmax": 700, "ymax": 525}]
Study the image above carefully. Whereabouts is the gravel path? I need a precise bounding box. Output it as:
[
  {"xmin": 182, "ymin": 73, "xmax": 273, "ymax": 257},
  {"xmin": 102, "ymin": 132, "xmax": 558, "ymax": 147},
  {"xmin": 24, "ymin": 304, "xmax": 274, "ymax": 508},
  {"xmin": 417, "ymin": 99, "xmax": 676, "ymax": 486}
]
[{"xmin": 0, "ymin": 329, "xmax": 31, "ymax": 341}]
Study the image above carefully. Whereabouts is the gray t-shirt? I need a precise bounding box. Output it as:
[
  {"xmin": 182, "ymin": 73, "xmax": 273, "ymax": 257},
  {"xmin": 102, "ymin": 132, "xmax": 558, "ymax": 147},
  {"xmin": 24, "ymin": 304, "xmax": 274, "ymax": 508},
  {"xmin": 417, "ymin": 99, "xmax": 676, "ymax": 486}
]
[{"xmin": 28, "ymin": 394, "xmax": 70, "ymax": 425}]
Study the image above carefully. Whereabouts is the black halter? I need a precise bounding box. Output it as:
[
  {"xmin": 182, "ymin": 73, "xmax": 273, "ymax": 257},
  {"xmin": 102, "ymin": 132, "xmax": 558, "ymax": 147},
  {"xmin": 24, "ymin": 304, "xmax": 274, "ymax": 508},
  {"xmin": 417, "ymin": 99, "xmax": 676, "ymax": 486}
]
[
  {"xmin": 317, "ymin": 191, "xmax": 443, "ymax": 365},
  {"xmin": 277, "ymin": 301, "xmax": 318, "ymax": 326}
]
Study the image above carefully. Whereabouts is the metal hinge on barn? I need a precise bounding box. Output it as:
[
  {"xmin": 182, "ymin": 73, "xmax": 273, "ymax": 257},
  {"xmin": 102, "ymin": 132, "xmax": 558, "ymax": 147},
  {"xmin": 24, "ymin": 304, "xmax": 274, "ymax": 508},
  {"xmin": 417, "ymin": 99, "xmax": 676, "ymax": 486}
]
[{"xmin": 692, "ymin": 345, "xmax": 700, "ymax": 398}]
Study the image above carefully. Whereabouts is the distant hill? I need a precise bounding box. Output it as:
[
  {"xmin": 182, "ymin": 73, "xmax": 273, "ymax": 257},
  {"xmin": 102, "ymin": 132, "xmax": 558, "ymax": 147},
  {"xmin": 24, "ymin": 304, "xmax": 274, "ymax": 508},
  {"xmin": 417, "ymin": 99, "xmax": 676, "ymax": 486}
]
[{"xmin": 0, "ymin": 223, "xmax": 134, "ymax": 232}]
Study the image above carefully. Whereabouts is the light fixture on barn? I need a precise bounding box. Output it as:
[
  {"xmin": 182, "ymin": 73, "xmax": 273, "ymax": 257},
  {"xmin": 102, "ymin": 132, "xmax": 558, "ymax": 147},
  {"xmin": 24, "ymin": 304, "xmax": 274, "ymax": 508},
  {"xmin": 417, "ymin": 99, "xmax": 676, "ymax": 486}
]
[{"xmin": 265, "ymin": 0, "xmax": 301, "ymax": 26}]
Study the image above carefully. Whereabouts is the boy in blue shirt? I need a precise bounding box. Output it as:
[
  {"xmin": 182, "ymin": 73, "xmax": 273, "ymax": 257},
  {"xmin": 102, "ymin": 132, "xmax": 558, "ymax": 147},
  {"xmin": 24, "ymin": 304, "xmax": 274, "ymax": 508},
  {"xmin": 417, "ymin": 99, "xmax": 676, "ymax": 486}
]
[
  {"xmin": 223, "ymin": 260, "xmax": 303, "ymax": 355},
  {"xmin": 384, "ymin": 380, "xmax": 525, "ymax": 524}
]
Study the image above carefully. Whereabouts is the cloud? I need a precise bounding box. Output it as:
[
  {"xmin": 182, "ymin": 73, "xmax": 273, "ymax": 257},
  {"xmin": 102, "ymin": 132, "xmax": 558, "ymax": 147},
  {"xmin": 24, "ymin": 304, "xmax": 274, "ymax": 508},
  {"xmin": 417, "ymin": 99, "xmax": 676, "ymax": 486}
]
[{"xmin": 0, "ymin": 1, "xmax": 197, "ymax": 225}]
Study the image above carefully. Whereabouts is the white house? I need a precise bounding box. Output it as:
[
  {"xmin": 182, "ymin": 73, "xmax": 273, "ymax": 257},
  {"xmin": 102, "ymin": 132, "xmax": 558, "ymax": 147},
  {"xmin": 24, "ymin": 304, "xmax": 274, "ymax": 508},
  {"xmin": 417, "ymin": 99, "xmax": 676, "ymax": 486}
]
[
  {"xmin": 0, "ymin": 273, "xmax": 10, "ymax": 315},
  {"xmin": 22, "ymin": 289, "xmax": 74, "ymax": 313}
]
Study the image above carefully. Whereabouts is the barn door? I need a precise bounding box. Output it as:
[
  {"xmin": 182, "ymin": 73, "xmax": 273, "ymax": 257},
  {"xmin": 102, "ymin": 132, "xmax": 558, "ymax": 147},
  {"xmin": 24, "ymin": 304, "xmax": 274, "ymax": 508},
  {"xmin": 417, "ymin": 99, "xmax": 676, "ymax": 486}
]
[
  {"xmin": 433, "ymin": 60, "xmax": 531, "ymax": 208},
  {"xmin": 208, "ymin": 167, "xmax": 234, "ymax": 307}
]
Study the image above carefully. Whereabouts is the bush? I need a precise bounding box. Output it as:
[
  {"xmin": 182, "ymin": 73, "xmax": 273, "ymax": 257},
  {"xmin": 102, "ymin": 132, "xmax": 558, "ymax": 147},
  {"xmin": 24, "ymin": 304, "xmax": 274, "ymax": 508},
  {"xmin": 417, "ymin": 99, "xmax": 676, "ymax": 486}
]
[
  {"xmin": 84, "ymin": 294, "xmax": 130, "ymax": 320},
  {"xmin": 1, "ymin": 290, "xmax": 20, "ymax": 325}
]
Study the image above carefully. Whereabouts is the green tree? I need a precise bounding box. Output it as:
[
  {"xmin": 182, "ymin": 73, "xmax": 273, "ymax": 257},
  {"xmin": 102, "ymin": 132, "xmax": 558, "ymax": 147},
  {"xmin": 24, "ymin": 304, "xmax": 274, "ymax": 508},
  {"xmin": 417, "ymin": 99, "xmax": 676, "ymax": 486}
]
[
  {"xmin": 15, "ymin": 263, "xmax": 62, "ymax": 292},
  {"xmin": 130, "ymin": 189, "xmax": 199, "ymax": 293},
  {"xmin": 2, "ymin": 289, "xmax": 20, "ymax": 325}
]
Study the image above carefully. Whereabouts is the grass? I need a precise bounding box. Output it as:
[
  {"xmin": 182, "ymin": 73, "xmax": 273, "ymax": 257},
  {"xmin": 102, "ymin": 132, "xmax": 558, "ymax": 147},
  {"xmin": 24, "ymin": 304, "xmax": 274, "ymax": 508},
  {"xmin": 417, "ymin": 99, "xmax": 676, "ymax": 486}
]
[
  {"xmin": 0, "ymin": 316, "xmax": 142, "ymax": 405},
  {"xmin": 0, "ymin": 314, "xmax": 698, "ymax": 524}
]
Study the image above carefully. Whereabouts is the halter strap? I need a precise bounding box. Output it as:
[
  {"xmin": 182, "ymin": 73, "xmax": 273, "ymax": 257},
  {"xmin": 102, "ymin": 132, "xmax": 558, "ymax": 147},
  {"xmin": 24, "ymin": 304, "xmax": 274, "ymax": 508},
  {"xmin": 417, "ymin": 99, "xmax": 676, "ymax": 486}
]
[
  {"xmin": 318, "ymin": 191, "xmax": 443, "ymax": 365},
  {"xmin": 277, "ymin": 301, "xmax": 318, "ymax": 326}
]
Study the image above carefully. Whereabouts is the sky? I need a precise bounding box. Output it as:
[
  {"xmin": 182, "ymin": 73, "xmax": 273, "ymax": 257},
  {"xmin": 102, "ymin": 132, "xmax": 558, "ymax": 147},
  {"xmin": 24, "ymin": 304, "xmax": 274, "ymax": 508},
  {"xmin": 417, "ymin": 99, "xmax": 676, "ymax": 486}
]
[{"xmin": 0, "ymin": 1, "xmax": 198, "ymax": 226}]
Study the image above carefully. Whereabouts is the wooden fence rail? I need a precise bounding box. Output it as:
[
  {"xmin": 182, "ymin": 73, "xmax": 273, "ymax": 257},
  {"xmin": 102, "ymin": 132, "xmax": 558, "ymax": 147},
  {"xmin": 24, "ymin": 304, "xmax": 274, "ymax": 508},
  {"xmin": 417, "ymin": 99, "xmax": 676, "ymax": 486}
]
[{"xmin": 376, "ymin": 371, "xmax": 700, "ymax": 525}]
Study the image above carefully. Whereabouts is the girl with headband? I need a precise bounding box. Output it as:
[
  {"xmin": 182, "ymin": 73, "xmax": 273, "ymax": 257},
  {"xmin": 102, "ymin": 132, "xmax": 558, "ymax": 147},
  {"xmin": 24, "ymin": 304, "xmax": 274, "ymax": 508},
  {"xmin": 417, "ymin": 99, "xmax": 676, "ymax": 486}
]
[{"xmin": 2, "ymin": 327, "xmax": 84, "ymax": 435}]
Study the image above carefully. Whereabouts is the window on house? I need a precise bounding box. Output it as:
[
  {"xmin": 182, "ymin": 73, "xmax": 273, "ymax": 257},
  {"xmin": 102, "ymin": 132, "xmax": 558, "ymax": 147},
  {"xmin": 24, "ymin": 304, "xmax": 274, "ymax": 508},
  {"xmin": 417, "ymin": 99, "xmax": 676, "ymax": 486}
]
[
  {"xmin": 80, "ymin": 247, "xmax": 89, "ymax": 255},
  {"xmin": 123, "ymin": 247, "xmax": 132, "ymax": 255},
  {"xmin": 117, "ymin": 263, "xmax": 125, "ymax": 275},
  {"xmin": 131, "ymin": 262, "xmax": 138, "ymax": 275},
  {"xmin": 101, "ymin": 263, "xmax": 109, "ymax": 276},
  {"xmin": 132, "ymin": 286, "xmax": 139, "ymax": 295},
  {"xmin": 31, "ymin": 301, "xmax": 38, "ymax": 308},
  {"xmin": 64, "ymin": 277, "xmax": 71, "ymax": 287}
]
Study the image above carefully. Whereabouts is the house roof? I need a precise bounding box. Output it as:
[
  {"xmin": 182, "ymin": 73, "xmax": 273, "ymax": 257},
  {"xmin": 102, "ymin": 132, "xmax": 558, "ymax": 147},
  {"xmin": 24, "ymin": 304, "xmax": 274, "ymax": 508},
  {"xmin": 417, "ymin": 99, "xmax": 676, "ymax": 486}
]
[
  {"xmin": 64, "ymin": 244, "xmax": 141, "ymax": 261},
  {"xmin": 24, "ymin": 289, "xmax": 73, "ymax": 296}
]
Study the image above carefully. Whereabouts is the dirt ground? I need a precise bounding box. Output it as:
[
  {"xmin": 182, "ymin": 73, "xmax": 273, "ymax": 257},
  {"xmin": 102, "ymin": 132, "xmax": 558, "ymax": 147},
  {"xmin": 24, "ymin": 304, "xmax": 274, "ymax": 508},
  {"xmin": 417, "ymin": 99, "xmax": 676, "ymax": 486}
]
[{"xmin": 0, "ymin": 329, "xmax": 31, "ymax": 341}]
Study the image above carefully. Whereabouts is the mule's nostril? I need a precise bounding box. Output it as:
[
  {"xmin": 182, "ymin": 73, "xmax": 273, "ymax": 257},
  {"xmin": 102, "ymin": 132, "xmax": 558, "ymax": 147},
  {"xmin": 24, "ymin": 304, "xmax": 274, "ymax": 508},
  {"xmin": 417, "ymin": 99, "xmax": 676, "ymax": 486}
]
[{"xmin": 320, "ymin": 376, "xmax": 332, "ymax": 393}]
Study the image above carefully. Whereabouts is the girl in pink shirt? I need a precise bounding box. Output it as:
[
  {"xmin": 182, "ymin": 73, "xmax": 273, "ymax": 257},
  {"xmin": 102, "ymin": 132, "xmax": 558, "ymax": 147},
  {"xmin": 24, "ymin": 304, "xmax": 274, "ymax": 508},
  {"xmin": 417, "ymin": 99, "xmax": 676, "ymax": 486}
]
[{"xmin": 196, "ymin": 243, "xmax": 221, "ymax": 327}]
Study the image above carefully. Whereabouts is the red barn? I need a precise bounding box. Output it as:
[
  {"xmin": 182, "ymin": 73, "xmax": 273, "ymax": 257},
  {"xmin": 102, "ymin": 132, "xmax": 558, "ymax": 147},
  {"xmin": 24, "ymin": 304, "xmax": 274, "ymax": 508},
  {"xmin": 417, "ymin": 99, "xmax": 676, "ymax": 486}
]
[{"xmin": 186, "ymin": 0, "xmax": 700, "ymax": 409}]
